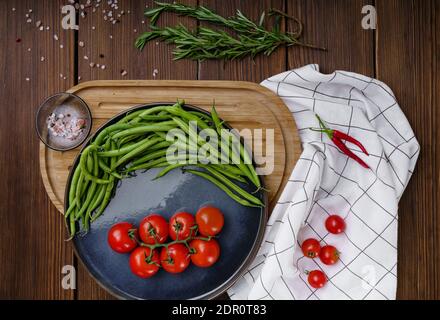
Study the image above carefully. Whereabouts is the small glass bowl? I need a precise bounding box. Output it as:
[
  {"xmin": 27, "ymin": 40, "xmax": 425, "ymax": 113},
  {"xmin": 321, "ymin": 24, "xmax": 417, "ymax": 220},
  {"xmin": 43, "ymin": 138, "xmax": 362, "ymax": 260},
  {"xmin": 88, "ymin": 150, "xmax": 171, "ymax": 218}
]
[{"xmin": 36, "ymin": 92, "xmax": 92, "ymax": 151}]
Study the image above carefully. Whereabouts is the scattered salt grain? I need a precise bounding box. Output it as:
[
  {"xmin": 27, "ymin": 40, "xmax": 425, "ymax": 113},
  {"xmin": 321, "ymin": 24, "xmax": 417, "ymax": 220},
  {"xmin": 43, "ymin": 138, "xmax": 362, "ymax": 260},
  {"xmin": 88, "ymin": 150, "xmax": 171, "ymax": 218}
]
[
  {"xmin": 79, "ymin": 41, "xmax": 84, "ymax": 47},
  {"xmin": 60, "ymin": 44, "xmax": 64, "ymax": 49},
  {"xmin": 121, "ymin": 70, "xmax": 127, "ymax": 76},
  {"xmin": 12, "ymin": 8, "xmax": 16, "ymax": 12},
  {"xmin": 54, "ymin": 34, "xmax": 59, "ymax": 41},
  {"xmin": 25, "ymin": 77, "xmax": 30, "ymax": 81},
  {"xmin": 36, "ymin": 20, "xmax": 42, "ymax": 28},
  {"xmin": 92, "ymin": 26, "xmax": 96, "ymax": 30},
  {"xmin": 78, "ymin": 76, "xmax": 82, "ymax": 81},
  {"xmin": 27, "ymin": 48, "xmax": 31, "ymax": 52},
  {"xmin": 89, "ymin": 62, "xmax": 95, "ymax": 68},
  {"xmin": 28, "ymin": 9, "xmax": 33, "ymax": 13},
  {"xmin": 40, "ymin": 56, "xmax": 45, "ymax": 62},
  {"xmin": 109, "ymin": 35, "xmax": 113, "ymax": 39},
  {"xmin": 96, "ymin": 63, "xmax": 100, "ymax": 68},
  {"xmin": 60, "ymin": 73, "xmax": 64, "ymax": 78},
  {"xmin": 153, "ymin": 68, "xmax": 159, "ymax": 78},
  {"xmin": 46, "ymin": 26, "xmax": 50, "ymax": 30},
  {"xmin": 26, "ymin": 18, "xmax": 32, "ymax": 23},
  {"xmin": 83, "ymin": 55, "xmax": 89, "ymax": 60},
  {"xmin": 101, "ymin": 65, "xmax": 106, "ymax": 70},
  {"xmin": 133, "ymin": 29, "xmax": 137, "ymax": 33},
  {"xmin": 39, "ymin": 26, "xmax": 44, "ymax": 31}
]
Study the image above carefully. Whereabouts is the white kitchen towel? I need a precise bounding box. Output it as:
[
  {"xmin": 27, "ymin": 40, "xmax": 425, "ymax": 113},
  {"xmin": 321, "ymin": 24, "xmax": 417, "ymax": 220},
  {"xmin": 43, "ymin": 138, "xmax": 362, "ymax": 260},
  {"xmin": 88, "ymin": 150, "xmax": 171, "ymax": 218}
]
[{"xmin": 228, "ymin": 64, "xmax": 420, "ymax": 300}]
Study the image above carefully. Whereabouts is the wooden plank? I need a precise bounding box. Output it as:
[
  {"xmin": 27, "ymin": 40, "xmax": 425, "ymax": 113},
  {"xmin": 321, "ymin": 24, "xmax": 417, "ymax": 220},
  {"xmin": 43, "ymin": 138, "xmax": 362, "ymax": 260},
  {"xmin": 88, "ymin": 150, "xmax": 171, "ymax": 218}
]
[
  {"xmin": 198, "ymin": 0, "xmax": 287, "ymax": 82},
  {"xmin": 75, "ymin": 0, "xmax": 198, "ymax": 300},
  {"xmin": 288, "ymin": 0, "xmax": 375, "ymax": 76},
  {"xmin": 0, "ymin": 0, "xmax": 74, "ymax": 299},
  {"xmin": 376, "ymin": 0, "xmax": 439, "ymax": 300}
]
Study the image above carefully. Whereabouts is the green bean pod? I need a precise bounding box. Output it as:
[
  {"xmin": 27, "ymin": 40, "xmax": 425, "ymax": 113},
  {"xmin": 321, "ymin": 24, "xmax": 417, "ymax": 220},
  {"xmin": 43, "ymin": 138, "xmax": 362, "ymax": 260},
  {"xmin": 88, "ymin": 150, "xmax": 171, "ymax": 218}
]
[{"xmin": 184, "ymin": 169, "xmax": 261, "ymax": 208}]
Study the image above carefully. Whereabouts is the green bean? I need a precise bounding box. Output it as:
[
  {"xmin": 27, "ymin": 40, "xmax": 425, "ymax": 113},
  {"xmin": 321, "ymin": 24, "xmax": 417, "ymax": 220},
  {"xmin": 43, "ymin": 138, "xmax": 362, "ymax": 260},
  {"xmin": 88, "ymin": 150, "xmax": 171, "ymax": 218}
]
[
  {"xmin": 91, "ymin": 177, "xmax": 115, "ymax": 223},
  {"xmin": 126, "ymin": 154, "xmax": 197, "ymax": 173},
  {"xmin": 76, "ymin": 149, "xmax": 101, "ymax": 220},
  {"xmin": 144, "ymin": 140, "xmax": 171, "ymax": 152},
  {"xmin": 138, "ymin": 105, "xmax": 179, "ymax": 118},
  {"xmin": 111, "ymin": 122, "xmax": 177, "ymax": 140},
  {"xmin": 79, "ymin": 146, "xmax": 111, "ymax": 184},
  {"xmin": 189, "ymin": 111, "xmax": 214, "ymax": 123},
  {"xmin": 167, "ymin": 106, "xmax": 210, "ymax": 130},
  {"xmin": 131, "ymin": 148, "xmax": 168, "ymax": 167},
  {"xmin": 112, "ymin": 137, "xmax": 162, "ymax": 169},
  {"xmin": 185, "ymin": 169, "xmax": 261, "ymax": 207},
  {"xmin": 139, "ymin": 114, "xmax": 172, "ymax": 121},
  {"xmin": 98, "ymin": 138, "xmax": 150, "ymax": 157},
  {"xmin": 117, "ymin": 109, "xmax": 146, "ymax": 124},
  {"xmin": 207, "ymin": 165, "xmax": 247, "ymax": 183},
  {"xmin": 203, "ymin": 167, "xmax": 263, "ymax": 206},
  {"xmin": 98, "ymin": 158, "xmax": 122, "ymax": 179},
  {"xmin": 210, "ymin": 105, "xmax": 223, "ymax": 136},
  {"xmin": 93, "ymin": 123, "xmax": 136, "ymax": 146},
  {"xmin": 69, "ymin": 207, "xmax": 76, "ymax": 238},
  {"xmin": 75, "ymin": 171, "xmax": 85, "ymax": 208},
  {"xmin": 155, "ymin": 163, "xmax": 188, "ymax": 179}
]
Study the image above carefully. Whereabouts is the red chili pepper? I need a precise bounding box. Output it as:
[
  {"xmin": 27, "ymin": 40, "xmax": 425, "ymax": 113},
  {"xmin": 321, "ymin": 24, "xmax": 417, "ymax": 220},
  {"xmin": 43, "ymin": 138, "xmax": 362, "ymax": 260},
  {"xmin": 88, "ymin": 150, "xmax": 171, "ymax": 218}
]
[
  {"xmin": 332, "ymin": 130, "xmax": 369, "ymax": 156},
  {"xmin": 332, "ymin": 137, "xmax": 370, "ymax": 169},
  {"xmin": 312, "ymin": 115, "xmax": 370, "ymax": 169}
]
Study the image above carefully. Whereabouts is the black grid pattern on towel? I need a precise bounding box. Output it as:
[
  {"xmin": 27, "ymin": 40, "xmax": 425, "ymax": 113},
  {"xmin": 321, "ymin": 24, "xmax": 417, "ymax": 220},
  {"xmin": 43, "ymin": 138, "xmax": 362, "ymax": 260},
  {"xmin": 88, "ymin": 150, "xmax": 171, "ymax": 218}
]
[{"xmin": 230, "ymin": 64, "xmax": 419, "ymax": 301}]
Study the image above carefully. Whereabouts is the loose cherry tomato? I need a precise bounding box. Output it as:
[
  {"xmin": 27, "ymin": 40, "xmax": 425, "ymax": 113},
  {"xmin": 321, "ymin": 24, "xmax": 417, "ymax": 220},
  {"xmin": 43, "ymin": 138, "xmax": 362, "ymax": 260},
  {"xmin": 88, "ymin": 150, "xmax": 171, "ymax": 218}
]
[
  {"xmin": 325, "ymin": 215, "xmax": 346, "ymax": 234},
  {"xmin": 301, "ymin": 238, "xmax": 321, "ymax": 258},
  {"xmin": 169, "ymin": 212, "xmax": 196, "ymax": 240},
  {"xmin": 107, "ymin": 222, "xmax": 138, "ymax": 253},
  {"xmin": 319, "ymin": 245, "xmax": 340, "ymax": 265},
  {"xmin": 196, "ymin": 206, "xmax": 224, "ymax": 236},
  {"xmin": 190, "ymin": 238, "xmax": 220, "ymax": 268},
  {"xmin": 139, "ymin": 214, "xmax": 169, "ymax": 244},
  {"xmin": 129, "ymin": 247, "xmax": 160, "ymax": 278},
  {"xmin": 307, "ymin": 270, "xmax": 327, "ymax": 289},
  {"xmin": 160, "ymin": 243, "xmax": 190, "ymax": 274}
]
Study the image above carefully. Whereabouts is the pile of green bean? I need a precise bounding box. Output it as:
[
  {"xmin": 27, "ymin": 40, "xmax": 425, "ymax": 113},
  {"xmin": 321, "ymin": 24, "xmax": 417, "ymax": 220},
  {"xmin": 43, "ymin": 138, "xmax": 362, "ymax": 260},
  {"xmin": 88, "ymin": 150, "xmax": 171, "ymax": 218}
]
[{"xmin": 65, "ymin": 101, "xmax": 263, "ymax": 237}]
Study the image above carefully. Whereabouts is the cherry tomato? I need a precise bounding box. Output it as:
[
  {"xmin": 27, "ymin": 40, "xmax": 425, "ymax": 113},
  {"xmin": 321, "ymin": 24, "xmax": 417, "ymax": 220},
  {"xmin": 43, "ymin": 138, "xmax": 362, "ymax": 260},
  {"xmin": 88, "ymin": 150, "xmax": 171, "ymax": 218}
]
[
  {"xmin": 319, "ymin": 245, "xmax": 340, "ymax": 265},
  {"xmin": 190, "ymin": 238, "xmax": 220, "ymax": 268},
  {"xmin": 107, "ymin": 222, "xmax": 138, "ymax": 253},
  {"xmin": 307, "ymin": 270, "xmax": 327, "ymax": 289},
  {"xmin": 325, "ymin": 215, "xmax": 346, "ymax": 234},
  {"xmin": 301, "ymin": 238, "xmax": 321, "ymax": 258},
  {"xmin": 139, "ymin": 214, "xmax": 169, "ymax": 244},
  {"xmin": 160, "ymin": 243, "xmax": 190, "ymax": 274},
  {"xmin": 129, "ymin": 247, "xmax": 160, "ymax": 278},
  {"xmin": 196, "ymin": 206, "xmax": 224, "ymax": 236},
  {"xmin": 169, "ymin": 212, "xmax": 196, "ymax": 240}
]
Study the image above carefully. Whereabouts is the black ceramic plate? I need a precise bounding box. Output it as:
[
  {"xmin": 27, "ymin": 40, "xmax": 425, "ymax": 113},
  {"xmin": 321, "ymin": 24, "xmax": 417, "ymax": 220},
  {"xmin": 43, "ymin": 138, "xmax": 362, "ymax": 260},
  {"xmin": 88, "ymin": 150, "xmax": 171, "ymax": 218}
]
[{"xmin": 65, "ymin": 103, "xmax": 268, "ymax": 300}]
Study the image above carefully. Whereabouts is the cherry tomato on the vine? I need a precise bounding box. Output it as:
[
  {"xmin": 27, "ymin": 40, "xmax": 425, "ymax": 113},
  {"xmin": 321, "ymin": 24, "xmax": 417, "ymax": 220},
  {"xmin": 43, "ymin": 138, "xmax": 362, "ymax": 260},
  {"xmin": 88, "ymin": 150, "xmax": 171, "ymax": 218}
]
[
  {"xmin": 129, "ymin": 247, "xmax": 160, "ymax": 278},
  {"xmin": 325, "ymin": 215, "xmax": 346, "ymax": 234},
  {"xmin": 190, "ymin": 238, "xmax": 220, "ymax": 268},
  {"xmin": 160, "ymin": 243, "xmax": 190, "ymax": 274},
  {"xmin": 169, "ymin": 212, "xmax": 197, "ymax": 240},
  {"xmin": 307, "ymin": 270, "xmax": 327, "ymax": 289},
  {"xmin": 139, "ymin": 214, "xmax": 169, "ymax": 245},
  {"xmin": 107, "ymin": 222, "xmax": 138, "ymax": 253},
  {"xmin": 301, "ymin": 238, "xmax": 321, "ymax": 258},
  {"xmin": 319, "ymin": 245, "xmax": 340, "ymax": 265},
  {"xmin": 196, "ymin": 206, "xmax": 224, "ymax": 237}
]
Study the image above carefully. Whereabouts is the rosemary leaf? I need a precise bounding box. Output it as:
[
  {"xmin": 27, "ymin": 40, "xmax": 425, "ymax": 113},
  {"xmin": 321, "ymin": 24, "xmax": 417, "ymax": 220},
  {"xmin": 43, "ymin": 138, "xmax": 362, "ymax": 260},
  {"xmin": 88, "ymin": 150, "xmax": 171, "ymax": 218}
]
[{"xmin": 136, "ymin": 1, "xmax": 325, "ymax": 61}]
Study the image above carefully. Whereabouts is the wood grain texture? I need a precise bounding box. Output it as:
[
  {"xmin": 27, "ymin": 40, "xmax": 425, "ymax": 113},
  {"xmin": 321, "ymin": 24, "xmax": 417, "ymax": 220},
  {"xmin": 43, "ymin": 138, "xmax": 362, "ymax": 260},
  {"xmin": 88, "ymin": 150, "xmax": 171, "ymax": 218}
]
[
  {"xmin": 287, "ymin": 0, "xmax": 375, "ymax": 76},
  {"xmin": 0, "ymin": 0, "xmax": 439, "ymax": 300},
  {"xmin": 376, "ymin": 0, "xmax": 439, "ymax": 300},
  {"xmin": 40, "ymin": 80, "xmax": 302, "ymax": 213},
  {"xmin": 0, "ymin": 0, "xmax": 74, "ymax": 299}
]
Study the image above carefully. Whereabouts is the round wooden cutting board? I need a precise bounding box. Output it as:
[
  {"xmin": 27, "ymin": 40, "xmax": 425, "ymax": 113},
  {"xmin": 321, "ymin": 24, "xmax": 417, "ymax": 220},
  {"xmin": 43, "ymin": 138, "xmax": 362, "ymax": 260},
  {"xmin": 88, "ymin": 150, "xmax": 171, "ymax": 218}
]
[{"xmin": 39, "ymin": 80, "xmax": 302, "ymax": 213}]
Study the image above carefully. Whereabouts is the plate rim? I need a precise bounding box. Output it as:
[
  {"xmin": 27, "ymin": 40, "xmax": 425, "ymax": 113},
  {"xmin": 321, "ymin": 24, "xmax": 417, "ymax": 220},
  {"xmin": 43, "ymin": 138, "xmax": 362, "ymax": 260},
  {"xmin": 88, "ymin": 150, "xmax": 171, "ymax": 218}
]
[{"xmin": 64, "ymin": 102, "xmax": 269, "ymax": 300}]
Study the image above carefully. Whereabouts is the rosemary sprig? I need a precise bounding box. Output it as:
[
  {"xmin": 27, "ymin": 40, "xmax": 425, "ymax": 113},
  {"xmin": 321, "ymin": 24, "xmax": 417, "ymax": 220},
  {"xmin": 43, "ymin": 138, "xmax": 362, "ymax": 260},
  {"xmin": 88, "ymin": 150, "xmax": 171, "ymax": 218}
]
[{"xmin": 135, "ymin": 2, "xmax": 325, "ymax": 61}]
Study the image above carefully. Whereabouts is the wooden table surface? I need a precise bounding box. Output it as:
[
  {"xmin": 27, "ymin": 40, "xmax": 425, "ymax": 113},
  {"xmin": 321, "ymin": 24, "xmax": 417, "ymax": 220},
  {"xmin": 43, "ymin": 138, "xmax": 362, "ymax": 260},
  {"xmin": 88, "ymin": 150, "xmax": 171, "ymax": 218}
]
[{"xmin": 0, "ymin": 0, "xmax": 438, "ymax": 300}]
